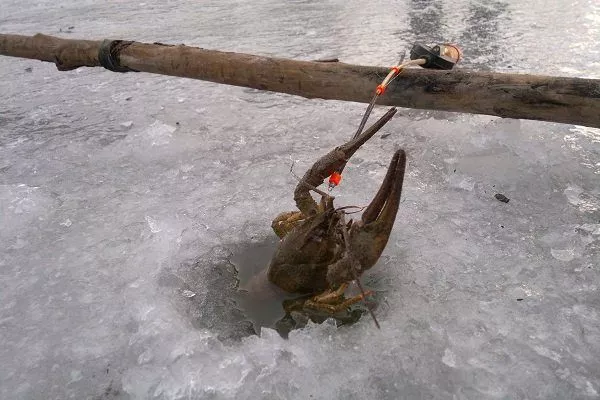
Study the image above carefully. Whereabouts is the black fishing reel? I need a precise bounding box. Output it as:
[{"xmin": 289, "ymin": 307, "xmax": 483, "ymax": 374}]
[{"xmin": 410, "ymin": 43, "xmax": 461, "ymax": 70}]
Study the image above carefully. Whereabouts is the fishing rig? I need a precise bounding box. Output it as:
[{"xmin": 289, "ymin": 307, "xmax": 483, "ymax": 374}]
[
  {"xmin": 323, "ymin": 43, "xmax": 461, "ymax": 329},
  {"xmin": 327, "ymin": 42, "xmax": 461, "ymax": 190}
]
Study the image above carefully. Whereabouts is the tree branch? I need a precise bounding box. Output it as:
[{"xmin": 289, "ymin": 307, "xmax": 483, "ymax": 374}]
[{"xmin": 1, "ymin": 33, "xmax": 599, "ymax": 128}]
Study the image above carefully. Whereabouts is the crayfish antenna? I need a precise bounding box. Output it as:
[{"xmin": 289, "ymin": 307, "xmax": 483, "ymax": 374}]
[
  {"xmin": 354, "ymin": 275, "xmax": 380, "ymax": 329},
  {"xmin": 339, "ymin": 212, "xmax": 381, "ymax": 330}
]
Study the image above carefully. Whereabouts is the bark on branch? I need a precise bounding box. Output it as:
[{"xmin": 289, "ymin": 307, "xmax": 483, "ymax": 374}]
[{"xmin": 1, "ymin": 33, "xmax": 599, "ymax": 128}]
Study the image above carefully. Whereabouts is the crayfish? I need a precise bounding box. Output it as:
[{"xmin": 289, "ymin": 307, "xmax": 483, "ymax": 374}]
[{"xmin": 268, "ymin": 107, "xmax": 406, "ymax": 323}]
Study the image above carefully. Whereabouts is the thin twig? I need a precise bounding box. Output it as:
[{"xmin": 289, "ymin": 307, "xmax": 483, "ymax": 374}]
[{"xmin": 354, "ymin": 277, "xmax": 380, "ymax": 329}]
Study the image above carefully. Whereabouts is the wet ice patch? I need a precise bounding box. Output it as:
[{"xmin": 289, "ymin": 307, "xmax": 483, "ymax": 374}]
[
  {"xmin": 520, "ymin": 284, "xmax": 541, "ymax": 298},
  {"xmin": 586, "ymin": 382, "xmax": 598, "ymax": 397},
  {"xmin": 564, "ymin": 126, "xmax": 600, "ymax": 174},
  {"xmin": 564, "ymin": 185, "xmax": 584, "ymax": 206},
  {"xmin": 120, "ymin": 121, "xmax": 134, "ymax": 130},
  {"xmin": 533, "ymin": 345, "xmax": 562, "ymax": 363},
  {"xmin": 563, "ymin": 185, "xmax": 600, "ymax": 213},
  {"xmin": 448, "ymin": 174, "xmax": 475, "ymax": 191},
  {"xmin": 180, "ymin": 164, "xmax": 194, "ymax": 173},
  {"xmin": 0, "ymin": 184, "xmax": 57, "ymax": 229},
  {"xmin": 442, "ymin": 348, "xmax": 457, "ymax": 367},
  {"xmin": 145, "ymin": 120, "xmax": 176, "ymax": 146},
  {"xmin": 145, "ymin": 216, "xmax": 162, "ymax": 233},
  {"xmin": 551, "ymin": 248, "xmax": 577, "ymax": 262},
  {"xmin": 60, "ymin": 218, "xmax": 72, "ymax": 227},
  {"xmin": 8, "ymin": 237, "xmax": 28, "ymax": 250},
  {"xmin": 579, "ymin": 224, "xmax": 600, "ymax": 236},
  {"xmin": 540, "ymin": 230, "xmax": 586, "ymax": 263},
  {"xmin": 3, "ymin": 184, "xmax": 41, "ymax": 214},
  {"xmin": 569, "ymin": 125, "xmax": 600, "ymax": 144},
  {"xmin": 69, "ymin": 370, "xmax": 83, "ymax": 384},
  {"xmin": 556, "ymin": 369, "xmax": 599, "ymax": 397}
]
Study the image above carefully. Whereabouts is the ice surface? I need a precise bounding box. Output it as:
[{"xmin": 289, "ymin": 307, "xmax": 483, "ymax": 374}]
[{"xmin": 1, "ymin": 0, "xmax": 600, "ymax": 399}]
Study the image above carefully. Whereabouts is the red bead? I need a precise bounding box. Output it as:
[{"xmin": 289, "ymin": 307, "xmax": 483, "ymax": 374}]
[{"xmin": 328, "ymin": 172, "xmax": 342, "ymax": 186}]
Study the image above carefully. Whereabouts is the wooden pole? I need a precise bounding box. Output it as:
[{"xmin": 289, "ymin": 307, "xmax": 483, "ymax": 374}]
[{"xmin": 1, "ymin": 33, "xmax": 599, "ymax": 128}]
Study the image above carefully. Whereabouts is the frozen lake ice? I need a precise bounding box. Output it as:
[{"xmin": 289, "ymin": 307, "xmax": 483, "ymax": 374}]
[{"xmin": 1, "ymin": 0, "xmax": 599, "ymax": 399}]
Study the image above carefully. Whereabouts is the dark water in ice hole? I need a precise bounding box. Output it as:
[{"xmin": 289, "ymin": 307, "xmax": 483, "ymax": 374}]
[
  {"xmin": 230, "ymin": 237, "xmax": 290, "ymax": 332},
  {"xmin": 229, "ymin": 237, "xmax": 376, "ymax": 337}
]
